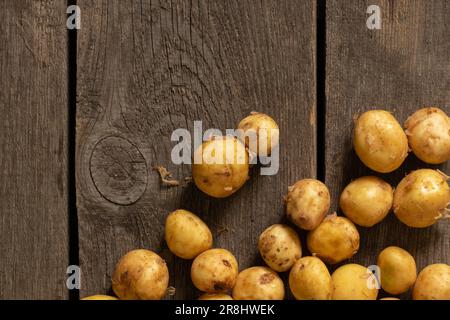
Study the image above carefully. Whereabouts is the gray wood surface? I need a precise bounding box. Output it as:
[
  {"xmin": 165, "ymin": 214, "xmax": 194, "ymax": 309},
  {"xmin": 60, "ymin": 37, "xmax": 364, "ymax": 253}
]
[
  {"xmin": 0, "ymin": 1, "xmax": 69, "ymax": 299},
  {"xmin": 76, "ymin": 0, "xmax": 316, "ymax": 299},
  {"xmin": 326, "ymin": 0, "xmax": 449, "ymax": 299}
]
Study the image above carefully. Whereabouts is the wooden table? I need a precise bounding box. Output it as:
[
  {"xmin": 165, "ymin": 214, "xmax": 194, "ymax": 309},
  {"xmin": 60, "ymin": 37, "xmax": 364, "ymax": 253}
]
[{"xmin": 0, "ymin": 0, "xmax": 448, "ymax": 300}]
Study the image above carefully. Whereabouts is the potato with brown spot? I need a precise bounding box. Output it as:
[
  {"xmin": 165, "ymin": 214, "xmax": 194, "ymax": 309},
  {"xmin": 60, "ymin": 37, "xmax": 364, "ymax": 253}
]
[
  {"xmin": 237, "ymin": 112, "xmax": 279, "ymax": 157},
  {"xmin": 340, "ymin": 176, "xmax": 393, "ymax": 227},
  {"xmin": 354, "ymin": 110, "xmax": 408, "ymax": 173},
  {"xmin": 332, "ymin": 264, "xmax": 379, "ymax": 300},
  {"xmin": 405, "ymin": 107, "xmax": 450, "ymax": 164},
  {"xmin": 191, "ymin": 248, "xmax": 238, "ymax": 293},
  {"xmin": 232, "ymin": 266, "xmax": 284, "ymax": 300},
  {"xmin": 112, "ymin": 249, "xmax": 169, "ymax": 300},
  {"xmin": 413, "ymin": 264, "xmax": 450, "ymax": 300},
  {"xmin": 393, "ymin": 169, "xmax": 450, "ymax": 228},
  {"xmin": 165, "ymin": 209, "xmax": 212, "ymax": 259},
  {"xmin": 192, "ymin": 136, "xmax": 249, "ymax": 198},
  {"xmin": 307, "ymin": 214, "xmax": 360, "ymax": 264},
  {"xmin": 258, "ymin": 224, "xmax": 302, "ymax": 272},
  {"xmin": 198, "ymin": 293, "xmax": 233, "ymax": 300},
  {"xmin": 286, "ymin": 179, "xmax": 330, "ymax": 230},
  {"xmin": 289, "ymin": 256, "xmax": 332, "ymax": 300}
]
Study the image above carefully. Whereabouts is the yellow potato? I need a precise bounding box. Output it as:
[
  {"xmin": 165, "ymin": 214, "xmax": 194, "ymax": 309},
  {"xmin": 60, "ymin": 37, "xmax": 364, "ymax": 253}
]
[
  {"xmin": 307, "ymin": 215, "xmax": 360, "ymax": 264},
  {"xmin": 286, "ymin": 179, "xmax": 330, "ymax": 230},
  {"xmin": 198, "ymin": 293, "xmax": 233, "ymax": 300},
  {"xmin": 112, "ymin": 249, "xmax": 169, "ymax": 300},
  {"xmin": 332, "ymin": 264, "xmax": 379, "ymax": 300},
  {"xmin": 377, "ymin": 246, "xmax": 417, "ymax": 295},
  {"xmin": 237, "ymin": 112, "xmax": 279, "ymax": 157},
  {"xmin": 393, "ymin": 169, "xmax": 450, "ymax": 228},
  {"xmin": 380, "ymin": 297, "xmax": 400, "ymax": 300},
  {"xmin": 192, "ymin": 136, "xmax": 249, "ymax": 198},
  {"xmin": 289, "ymin": 256, "xmax": 332, "ymax": 300},
  {"xmin": 258, "ymin": 224, "xmax": 302, "ymax": 272},
  {"xmin": 232, "ymin": 266, "xmax": 284, "ymax": 300},
  {"xmin": 340, "ymin": 176, "xmax": 393, "ymax": 227},
  {"xmin": 405, "ymin": 107, "xmax": 450, "ymax": 164},
  {"xmin": 354, "ymin": 110, "xmax": 408, "ymax": 173},
  {"xmin": 165, "ymin": 209, "xmax": 212, "ymax": 259},
  {"xmin": 81, "ymin": 295, "xmax": 118, "ymax": 300},
  {"xmin": 191, "ymin": 248, "xmax": 238, "ymax": 293},
  {"xmin": 413, "ymin": 264, "xmax": 450, "ymax": 300}
]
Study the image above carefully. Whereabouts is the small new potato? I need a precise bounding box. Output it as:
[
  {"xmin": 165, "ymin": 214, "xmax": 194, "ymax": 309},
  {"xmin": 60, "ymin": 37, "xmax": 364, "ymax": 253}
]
[
  {"xmin": 191, "ymin": 249, "xmax": 238, "ymax": 293},
  {"xmin": 393, "ymin": 169, "xmax": 450, "ymax": 228},
  {"xmin": 405, "ymin": 107, "xmax": 450, "ymax": 164},
  {"xmin": 192, "ymin": 136, "xmax": 249, "ymax": 198},
  {"xmin": 232, "ymin": 266, "xmax": 285, "ymax": 300},
  {"xmin": 112, "ymin": 249, "xmax": 169, "ymax": 300},
  {"xmin": 81, "ymin": 295, "xmax": 118, "ymax": 300},
  {"xmin": 258, "ymin": 224, "xmax": 302, "ymax": 272},
  {"xmin": 237, "ymin": 112, "xmax": 279, "ymax": 157},
  {"xmin": 332, "ymin": 264, "xmax": 379, "ymax": 300},
  {"xmin": 340, "ymin": 176, "xmax": 393, "ymax": 227},
  {"xmin": 377, "ymin": 246, "xmax": 417, "ymax": 295},
  {"xmin": 286, "ymin": 179, "xmax": 331, "ymax": 230},
  {"xmin": 354, "ymin": 110, "xmax": 408, "ymax": 173},
  {"xmin": 307, "ymin": 215, "xmax": 360, "ymax": 264},
  {"xmin": 413, "ymin": 264, "xmax": 450, "ymax": 300},
  {"xmin": 165, "ymin": 209, "xmax": 212, "ymax": 259},
  {"xmin": 289, "ymin": 256, "xmax": 333, "ymax": 300},
  {"xmin": 198, "ymin": 293, "xmax": 233, "ymax": 300}
]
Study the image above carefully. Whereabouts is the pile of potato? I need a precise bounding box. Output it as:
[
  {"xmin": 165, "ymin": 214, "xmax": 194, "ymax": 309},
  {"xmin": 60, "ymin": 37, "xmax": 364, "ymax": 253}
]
[{"xmin": 83, "ymin": 107, "xmax": 450, "ymax": 300}]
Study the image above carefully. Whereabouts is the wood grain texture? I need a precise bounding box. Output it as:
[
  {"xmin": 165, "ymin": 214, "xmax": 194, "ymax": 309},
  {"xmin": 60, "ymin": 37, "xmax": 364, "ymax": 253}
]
[
  {"xmin": 76, "ymin": 0, "xmax": 316, "ymax": 299},
  {"xmin": 0, "ymin": 1, "xmax": 68, "ymax": 299},
  {"xmin": 326, "ymin": 0, "xmax": 449, "ymax": 299}
]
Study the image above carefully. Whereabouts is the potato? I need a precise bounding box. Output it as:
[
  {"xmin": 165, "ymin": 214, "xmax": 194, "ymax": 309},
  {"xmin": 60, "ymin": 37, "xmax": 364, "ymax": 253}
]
[
  {"xmin": 81, "ymin": 295, "xmax": 118, "ymax": 300},
  {"xmin": 332, "ymin": 264, "xmax": 379, "ymax": 300},
  {"xmin": 286, "ymin": 179, "xmax": 330, "ymax": 230},
  {"xmin": 393, "ymin": 169, "xmax": 450, "ymax": 228},
  {"xmin": 165, "ymin": 209, "xmax": 212, "ymax": 259},
  {"xmin": 237, "ymin": 112, "xmax": 279, "ymax": 157},
  {"xmin": 340, "ymin": 176, "xmax": 393, "ymax": 227},
  {"xmin": 192, "ymin": 136, "xmax": 249, "ymax": 198},
  {"xmin": 232, "ymin": 266, "xmax": 285, "ymax": 300},
  {"xmin": 354, "ymin": 110, "xmax": 408, "ymax": 173},
  {"xmin": 112, "ymin": 249, "xmax": 169, "ymax": 300},
  {"xmin": 289, "ymin": 256, "xmax": 333, "ymax": 300},
  {"xmin": 191, "ymin": 248, "xmax": 238, "ymax": 293},
  {"xmin": 380, "ymin": 297, "xmax": 400, "ymax": 300},
  {"xmin": 258, "ymin": 224, "xmax": 302, "ymax": 272},
  {"xmin": 198, "ymin": 293, "xmax": 233, "ymax": 300},
  {"xmin": 377, "ymin": 246, "xmax": 417, "ymax": 295},
  {"xmin": 413, "ymin": 263, "xmax": 450, "ymax": 300},
  {"xmin": 405, "ymin": 107, "xmax": 450, "ymax": 164},
  {"xmin": 307, "ymin": 214, "xmax": 360, "ymax": 264}
]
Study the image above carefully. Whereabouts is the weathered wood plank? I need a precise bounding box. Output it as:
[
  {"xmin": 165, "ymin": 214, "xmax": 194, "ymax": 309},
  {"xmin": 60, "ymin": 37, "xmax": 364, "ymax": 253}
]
[
  {"xmin": 326, "ymin": 0, "xmax": 449, "ymax": 299},
  {"xmin": 0, "ymin": 1, "xmax": 69, "ymax": 299},
  {"xmin": 76, "ymin": 0, "xmax": 316, "ymax": 299}
]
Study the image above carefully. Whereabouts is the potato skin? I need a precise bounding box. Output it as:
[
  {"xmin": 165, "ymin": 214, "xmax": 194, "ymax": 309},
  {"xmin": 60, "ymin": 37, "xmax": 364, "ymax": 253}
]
[
  {"xmin": 112, "ymin": 249, "xmax": 169, "ymax": 300},
  {"xmin": 377, "ymin": 246, "xmax": 417, "ymax": 295},
  {"xmin": 332, "ymin": 264, "xmax": 379, "ymax": 300},
  {"xmin": 237, "ymin": 112, "xmax": 279, "ymax": 157},
  {"xmin": 354, "ymin": 110, "xmax": 408, "ymax": 173},
  {"xmin": 413, "ymin": 264, "xmax": 450, "ymax": 300},
  {"xmin": 286, "ymin": 179, "xmax": 331, "ymax": 230},
  {"xmin": 232, "ymin": 266, "xmax": 285, "ymax": 300},
  {"xmin": 191, "ymin": 249, "xmax": 238, "ymax": 293},
  {"xmin": 165, "ymin": 209, "xmax": 212, "ymax": 259},
  {"xmin": 393, "ymin": 169, "xmax": 450, "ymax": 228},
  {"xmin": 192, "ymin": 136, "xmax": 249, "ymax": 198},
  {"xmin": 81, "ymin": 295, "xmax": 118, "ymax": 300},
  {"xmin": 340, "ymin": 176, "xmax": 393, "ymax": 227},
  {"xmin": 289, "ymin": 256, "xmax": 332, "ymax": 300},
  {"xmin": 198, "ymin": 293, "xmax": 233, "ymax": 300},
  {"xmin": 307, "ymin": 215, "xmax": 360, "ymax": 264},
  {"xmin": 405, "ymin": 107, "xmax": 450, "ymax": 164},
  {"xmin": 258, "ymin": 224, "xmax": 302, "ymax": 272}
]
